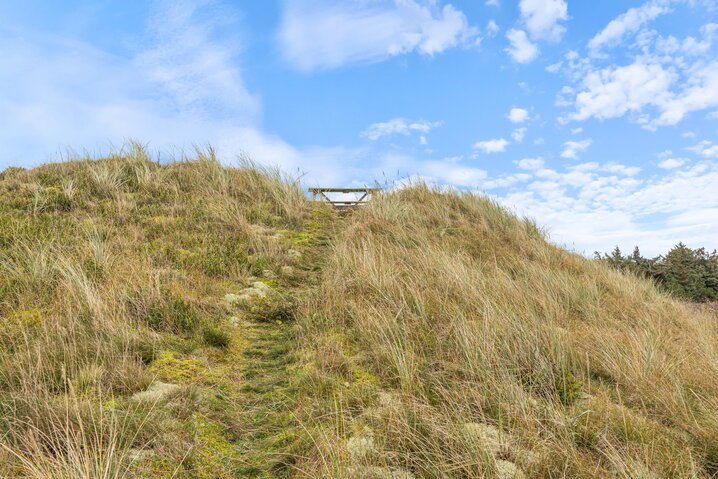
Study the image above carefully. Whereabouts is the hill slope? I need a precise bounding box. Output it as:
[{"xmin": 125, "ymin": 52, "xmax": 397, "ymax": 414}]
[{"xmin": 1, "ymin": 151, "xmax": 717, "ymax": 478}]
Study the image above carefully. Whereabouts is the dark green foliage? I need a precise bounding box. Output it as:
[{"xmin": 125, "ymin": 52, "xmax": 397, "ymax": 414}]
[
  {"xmin": 555, "ymin": 371, "xmax": 582, "ymax": 406},
  {"xmin": 596, "ymin": 243, "xmax": 718, "ymax": 302},
  {"xmin": 202, "ymin": 325, "xmax": 231, "ymax": 348}
]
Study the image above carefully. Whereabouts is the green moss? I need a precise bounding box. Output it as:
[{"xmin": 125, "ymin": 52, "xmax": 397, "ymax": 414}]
[
  {"xmin": 288, "ymin": 231, "xmax": 313, "ymax": 246},
  {"xmin": 130, "ymin": 454, "xmax": 177, "ymax": 479},
  {"xmin": 149, "ymin": 350, "xmax": 207, "ymax": 383},
  {"xmin": 8, "ymin": 308, "xmax": 43, "ymax": 328},
  {"xmin": 353, "ymin": 368, "xmax": 380, "ymax": 385},
  {"xmin": 243, "ymin": 293, "xmax": 296, "ymax": 323},
  {"xmin": 1, "ymin": 309, "xmax": 44, "ymax": 344},
  {"xmin": 186, "ymin": 413, "xmax": 238, "ymax": 479}
]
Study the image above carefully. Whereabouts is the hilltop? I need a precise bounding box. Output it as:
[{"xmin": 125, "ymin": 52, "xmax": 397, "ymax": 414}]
[{"xmin": 1, "ymin": 148, "xmax": 717, "ymax": 478}]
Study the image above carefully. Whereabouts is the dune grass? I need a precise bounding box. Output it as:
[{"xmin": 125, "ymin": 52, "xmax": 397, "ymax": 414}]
[
  {"xmin": 0, "ymin": 146, "xmax": 312, "ymax": 478},
  {"xmin": 295, "ymin": 184, "xmax": 718, "ymax": 478},
  {"xmin": 2, "ymin": 151, "xmax": 718, "ymax": 478}
]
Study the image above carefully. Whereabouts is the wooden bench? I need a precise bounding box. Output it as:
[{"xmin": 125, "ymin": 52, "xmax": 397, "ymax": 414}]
[{"xmin": 308, "ymin": 187, "xmax": 381, "ymax": 208}]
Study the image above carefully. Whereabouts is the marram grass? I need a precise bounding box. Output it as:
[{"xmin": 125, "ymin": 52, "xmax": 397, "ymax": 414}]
[{"xmin": 1, "ymin": 147, "xmax": 717, "ymax": 478}]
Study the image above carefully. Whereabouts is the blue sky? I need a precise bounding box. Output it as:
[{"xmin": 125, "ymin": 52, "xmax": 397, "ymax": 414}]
[{"xmin": 1, "ymin": 0, "xmax": 717, "ymax": 255}]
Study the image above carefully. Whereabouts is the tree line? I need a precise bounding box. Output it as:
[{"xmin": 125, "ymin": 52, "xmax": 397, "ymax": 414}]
[{"xmin": 595, "ymin": 243, "xmax": 718, "ymax": 302}]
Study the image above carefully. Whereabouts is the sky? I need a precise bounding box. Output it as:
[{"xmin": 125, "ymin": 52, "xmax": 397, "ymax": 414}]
[{"xmin": 1, "ymin": 0, "xmax": 717, "ymax": 256}]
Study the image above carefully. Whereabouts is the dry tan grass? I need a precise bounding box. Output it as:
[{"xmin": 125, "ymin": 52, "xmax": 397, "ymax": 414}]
[
  {"xmin": 0, "ymin": 146, "xmax": 309, "ymax": 478},
  {"xmin": 4, "ymin": 152, "xmax": 717, "ymax": 478},
  {"xmin": 296, "ymin": 184, "xmax": 718, "ymax": 478}
]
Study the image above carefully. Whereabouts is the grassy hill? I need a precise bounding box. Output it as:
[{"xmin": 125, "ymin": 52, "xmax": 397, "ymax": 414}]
[{"xmin": 1, "ymin": 149, "xmax": 717, "ymax": 478}]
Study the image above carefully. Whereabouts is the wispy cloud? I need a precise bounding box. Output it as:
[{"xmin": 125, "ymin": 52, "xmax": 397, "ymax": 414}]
[
  {"xmin": 473, "ymin": 138, "xmax": 509, "ymax": 153},
  {"xmin": 361, "ymin": 118, "xmax": 441, "ymax": 141},
  {"xmin": 0, "ymin": 0, "xmax": 355, "ymax": 185},
  {"xmin": 561, "ymin": 139, "xmax": 592, "ymax": 159},
  {"xmin": 511, "ymin": 127, "xmax": 527, "ymax": 142},
  {"xmin": 588, "ymin": 0, "xmax": 672, "ymax": 52},
  {"xmin": 277, "ymin": 0, "xmax": 479, "ymax": 71},
  {"xmin": 137, "ymin": 0, "xmax": 258, "ymax": 118}
]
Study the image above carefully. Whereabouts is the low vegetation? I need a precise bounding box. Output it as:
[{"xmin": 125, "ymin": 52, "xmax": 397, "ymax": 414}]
[
  {"xmin": 1, "ymin": 148, "xmax": 717, "ymax": 478},
  {"xmin": 0, "ymin": 145, "xmax": 316, "ymax": 478},
  {"xmin": 295, "ymin": 185, "xmax": 718, "ymax": 478}
]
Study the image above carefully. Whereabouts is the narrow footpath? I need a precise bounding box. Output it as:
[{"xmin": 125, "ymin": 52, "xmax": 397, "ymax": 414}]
[{"xmin": 233, "ymin": 207, "xmax": 336, "ymax": 478}]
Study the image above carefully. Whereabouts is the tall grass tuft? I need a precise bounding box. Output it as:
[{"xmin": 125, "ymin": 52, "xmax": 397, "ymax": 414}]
[{"xmin": 296, "ymin": 183, "xmax": 718, "ymax": 478}]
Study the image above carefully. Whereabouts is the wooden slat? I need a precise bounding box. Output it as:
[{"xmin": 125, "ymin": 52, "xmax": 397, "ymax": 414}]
[
  {"xmin": 308, "ymin": 187, "xmax": 380, "ymax": 209},
  {"xmin": 308, "ymin": 188, "xmax": 381, "ymax": 193}
]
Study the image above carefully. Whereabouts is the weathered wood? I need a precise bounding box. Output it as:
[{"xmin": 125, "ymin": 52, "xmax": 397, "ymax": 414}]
[
  {"xmin": 308, "ymin": 187, "xmax": 380, "ymax": 208},
  {"xmin": 308, "ymin": 188, "xmax": 381, "ymax": 193}
]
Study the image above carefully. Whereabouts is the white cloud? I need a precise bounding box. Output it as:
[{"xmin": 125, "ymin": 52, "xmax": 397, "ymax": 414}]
[
  {"xmin": 505, "ymin": 29, "xmax": 539, "ymax": 63},
  {"xmin": 655, "ymin": 61, "xmax": 718, "ymax": 126},
  {"xmin": 601, "ymin": 162, "xmax": 641, "ymax": 176},
  {"xmin": 277, "ymin": 0, "xmax": 479, "ymax": 71},
  {"xmin": 561, "ymin": 139, "xmax": 592, "ymax": 159},
  {"xmin": 0, "ymin": 1, "xmax": 370, "ymax": 186},
  {"xmin": 422, "ymin": 161, "xmax": 488, "ymax": 186},
  {"xmin": 563, "ymin": 16, "xmax": 718, "ymax": 128},
  {"xmin": 519, "ymin": 0, "xmax": 569, "ymax": 42},
  {"xmin": 361, "ymin": 118, "xmax": 441, "ymax": 140},
  {"xmin": 473, "ymin": 138, "xmax": 509, "ymax": 153},
  {"xmin": 688, "ymin": 140, "xmax": 718, "ymax": 158},
  {"xmin": 570, "ymin": 61, "xmax": 674, "ymax": 122},
  {"xmin": 507, "ymin": 107, "xmax": 529, "ymax": 123},
  {"xmin": 515, "ymin": 157, "xmax": 544, "ymax": 170},
  {"xmin": 137, "ymin": 0, "xmax": 259, "ymax": 118},
  {"xmin": 571, "ymin": 127, "xmax": 583, "ymax": 134},
  {"xmin": 486, "ymin": 0, "xmax": 500, "ymax": 6},
  {"xmin": 504, "ymin": 0, "xmax": 569, "ymax": 65},
  {"xmin": 511, "ymin": 127, "xmax": 527, "ymax": 142},
  {"xmin": 588, "ymin": 0, "xmax": 672, "ymax": 52},
  {"xmin": 482, "ymin": 173, "xmax": 532, "ymax": 189},
  {"xmin": 486, "ymin": 19, "xmax": 500, "ymax": 37},
  {"xmin": 498, "ymin": 160, "xmax": 718, "ymax": 255},
  {"xmin": 658, "ymin": 158, "xmax": 686, "ymax": 168}
]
